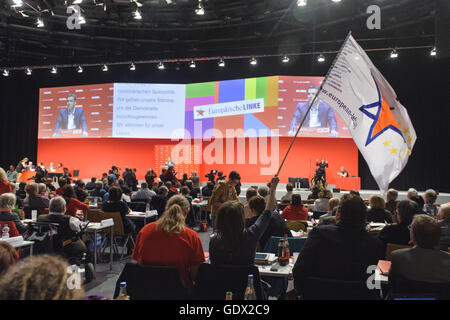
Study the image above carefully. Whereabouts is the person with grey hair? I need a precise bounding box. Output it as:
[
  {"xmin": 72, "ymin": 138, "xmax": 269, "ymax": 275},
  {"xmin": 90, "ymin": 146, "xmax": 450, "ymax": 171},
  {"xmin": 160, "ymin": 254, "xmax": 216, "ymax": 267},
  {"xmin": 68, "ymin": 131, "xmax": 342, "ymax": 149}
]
[
  {"xmin": 423, "ymin": 189, "xmax": 439, "ymax": 216},
  {"xmin": 38, "ymin": 183, "xmax": 48, "ymax": 198},
  {"xmin": 385, "ymin": 188, "xmax": 399, "ymax": 216},
  {"xmin": 388, "ymin": 214, "xmax": 450, "ymax": 283},
  {"xmin": 23, "ymin": 182, "xmax": 49, "ymax": 210},
  {"xmin": 37, "ymin": 196, "xmax": 86, "ymax": 258},
  {"xmin": 53, "ymin": 93, "xmax": 88, "ymax": 137},
  {"xmin": 257, "ymin": 185, "xmax": 269, "ymax": 199},
  {"xmin": 0, "ymin": 193, "xmax": 28, "ymax": 234}
]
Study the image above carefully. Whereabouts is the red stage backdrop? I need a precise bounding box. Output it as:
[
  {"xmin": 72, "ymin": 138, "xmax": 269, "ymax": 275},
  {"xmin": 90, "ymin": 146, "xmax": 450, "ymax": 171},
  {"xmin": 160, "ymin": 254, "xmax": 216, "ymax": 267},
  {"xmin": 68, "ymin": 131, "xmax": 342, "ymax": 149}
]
[{"xmin": 37, "ymin": 137, "xmax": 358, "ymax": 185}]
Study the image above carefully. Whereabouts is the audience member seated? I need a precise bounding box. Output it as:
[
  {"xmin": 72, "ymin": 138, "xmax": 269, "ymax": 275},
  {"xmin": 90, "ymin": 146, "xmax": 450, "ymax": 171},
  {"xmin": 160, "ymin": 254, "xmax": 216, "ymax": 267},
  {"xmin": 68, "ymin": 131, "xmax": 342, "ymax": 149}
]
[
  {"xmin": 165, "ymin": 181, "xmax": 178, "ymax": 199},
  {"xmin": 407, "ymin": 188, "xmax": 425, "ymax": 210},
  {"xmin": 131, "ymin": 195, "xmax": 205, "ymax": 292},
  {"xmin": 131, "ymin": 182, "xmax": 156, "ymax": 203},
  {"xmin": 0, "ymin": 242, "xmax": 19, "ymax": 277},
  {"xmin": 314, "ymin": 189, "xmax": 333, "ymax": 212},
  {"xmin": 210, "ymin": 176, "xmax": 278, "ymax": 265},
  {"xmin": 102, "ymin": 186, "xmax": 136, "ymax": 234},
  {"xmin": 150, "ymin": 186, "xmax": 169, "ymax": 218},
  {"xmin": 318, "ymin": 197, "xmax": 340, "ymax": 220},
  {"xmin": 307, "ymin": 186, "xmax": 320, "ymax": 200},
  {"xmin": 0, "ymin": 254, "xmax": 84, "ymax": 300},
  {"xmin": 280, "ymin": 183, "xmax": 294, "ymax": 204},
  {"xmin": 38, "ymin": 196, "xmax": 87, "ymax": 258},
  {"xmin": 38, "ymin": 183, "xmax": 48, "ymax": 199},
  {"xmin": 45, "ymin": 179, "xmax": 56, "ymax": 192},
  {"xmin": 378, "ymin": 200, "xmax": 417, "ymax": 251},
  {"xmin": 243, "ymin": 188, "xmax": 258, "ymax": 220},
  {"xmin": 349, "ymin": 190, "xmax": 360, "ymax": 197},
  {"xmin": 15, "ymin": 182, "xmax": 27, "ymax": 203},
  {"xmin": 281, "ymin": 194, "xmax": 308, "ymax": 221},
  {"xmin": 246, "ymin": 194, "xmax": 292, "ymax": 250},
  {"xmin": 55, "ymin": 178, "xmax": 67, "ymax": 196},
  {"xmin": 23, "ymin": 182, "xmax": 49, "ymax": 210},
  {"xmin": 437, "ymin": 203, "xmax": 450, "ymax": 252},
  {"xmin": 293, "ymin": 195, "xmax": 383, "ymax": 296},
  {"xmin": 385, "ymin": 189, "xmax": 399, "ymax": 216},
  {"xmin": 74, "ymin": 182, "xmax": 88, "ymax": 203},
  {"xmin": 180, "ymin": 186, "xmax": 193, "ymax": 203},
  {"xmin": 62, "ymin": 185, "xmax": 89, "ymax": 218},
  {"xmin": 91, "ymin": 182, "xmax": 107, "ymax": 199},
  {"xmin": 118, "ymin": 179, "xmax": 132, "ymax": 195},
  {"xmin": 85, "ymin": 177, "xmax": 97, "ymax": 191},
  {"xmin": 0, "ymin": 168, "xmax": 13, "ymax": 196},
  {"xmin": 6, "ymin": 166, "xmax": 17, "ymax": 184},
  {"xmin": 423, "ymin": 189, "xmax": 439, "ymax": 216},
  {"xmin": 201, "ymin": 182, "xmax": 214, "ymax": 197},
  {"xmin": 367, "ymin": 195, "xmax": 393, "ymax": 223},
  {"xmin": 185, "ymin": 180, "xmax": 200, "ymax": 200},
  {"xmin": 257, "ymin": 185, "xmax": 269, "ymax": 202},
  {"xmin": 0, "ymin": 193, "xmax": 28, "ymax": 235},
  {"xmin": 388, "ymin": 214, "xmax": 450, "ymax": 284}
]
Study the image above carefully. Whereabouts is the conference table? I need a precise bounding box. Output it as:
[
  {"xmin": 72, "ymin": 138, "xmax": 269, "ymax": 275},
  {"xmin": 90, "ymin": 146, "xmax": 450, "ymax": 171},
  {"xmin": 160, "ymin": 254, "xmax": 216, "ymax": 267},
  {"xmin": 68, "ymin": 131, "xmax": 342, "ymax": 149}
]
[{"xmin": 334, "ymin": 177, "xmax": 361, "ymax": 190}]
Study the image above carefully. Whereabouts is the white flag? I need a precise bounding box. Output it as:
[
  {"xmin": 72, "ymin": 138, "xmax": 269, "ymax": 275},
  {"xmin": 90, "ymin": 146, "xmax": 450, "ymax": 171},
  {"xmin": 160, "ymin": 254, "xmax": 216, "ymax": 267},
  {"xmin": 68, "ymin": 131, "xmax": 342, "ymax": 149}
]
[{"xmin": 316, "ymin": 33, "xmax": 416, "ymax": 193}]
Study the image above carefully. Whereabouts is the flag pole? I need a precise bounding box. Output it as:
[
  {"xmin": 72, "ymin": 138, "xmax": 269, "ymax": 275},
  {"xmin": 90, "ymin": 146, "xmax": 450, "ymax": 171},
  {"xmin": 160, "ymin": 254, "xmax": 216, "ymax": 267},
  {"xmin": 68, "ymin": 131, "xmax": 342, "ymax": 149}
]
[{"xmin": 276, "ymin": 31, "xmax": 353, "ymax": 177}]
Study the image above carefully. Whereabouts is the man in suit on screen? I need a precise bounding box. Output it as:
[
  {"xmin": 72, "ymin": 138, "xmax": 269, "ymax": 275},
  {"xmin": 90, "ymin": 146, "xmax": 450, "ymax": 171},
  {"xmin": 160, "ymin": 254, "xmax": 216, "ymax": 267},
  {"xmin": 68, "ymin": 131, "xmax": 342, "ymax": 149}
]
[
  {"xmin": 53, "ymin": 93, "xmax": 88, "ymax": 137},
  {"xmin": 288, "ymin": 85, "xmax": 338, "ymax": 137}
]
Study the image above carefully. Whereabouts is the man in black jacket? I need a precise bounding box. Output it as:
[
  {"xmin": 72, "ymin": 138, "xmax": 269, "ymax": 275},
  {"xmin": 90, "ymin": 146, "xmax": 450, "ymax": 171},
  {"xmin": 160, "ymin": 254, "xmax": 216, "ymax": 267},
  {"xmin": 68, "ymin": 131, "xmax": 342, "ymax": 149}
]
[{"xmin": 293, "ymin": 195, "xmax": 383, "ymax": 296}]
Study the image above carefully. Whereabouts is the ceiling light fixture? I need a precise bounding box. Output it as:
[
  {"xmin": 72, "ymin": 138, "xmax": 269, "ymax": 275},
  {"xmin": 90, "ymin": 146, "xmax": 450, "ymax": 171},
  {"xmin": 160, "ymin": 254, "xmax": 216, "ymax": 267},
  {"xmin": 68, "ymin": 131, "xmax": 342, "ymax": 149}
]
[
  {"xmin": 297, "ymin": 0, "xmax": 307, "ymax": 7},
  {"xmin": 317, "ymin": 54, "xmax": 325, "ymax": 63},
  {"xmin": 195, "ymin": 0, "xmax": 205, "ymax": 15},
  {"xmin": 250, "ymin": 57, "xmax": 257, "ymax": 65},
  {"xmin": 129, "ymin": 63, "xmax": 136, "ymax": 71},
  {"xmin": 2, "ymin": 69, "xmax": 9, "ymax": 77},
  {"xmin": 36, "ymin": 17, "xmax": 44, "ymax": 28},
  {"xmin": 25, "ymin": 67, "xmax": 32, "ymax": 75},
  {"xmin": 50, "ymin": 67, "xmax": 57, "ymax": 74},
  {"xmin": 11, "ymin": 0, "xmax": 23, "ymax": 7},
  {"xmin": 430, "ymin": 47, "xmax": 437, "ymax": 56},
  {"xmin": 189, "ymin": 60, "xmax": 196, "ymax": 68},
  {"xmin": 157, "ymin": 61, "xmax": 165, "ymax": 70},
  {"xmin": 281, "ymin": 55, "xmax": 290, "ymax": 63},
  {"xmin": 77, "ymin": 65, "xmax": 83, "ymax": 73},
  {"xmin": 102, "ymin": 64, "xmax": 108, "ymax": 71},
  {"xmin": 218, "ymin": 58, "xmax": 225, "ymax": 67},
  {"xmin": 133, "ymin": 10, "xmax": 142, "ymax": 20},
  {"xmin": 390, "ymin": 49, "xmax": 398, "ymax": 59}
]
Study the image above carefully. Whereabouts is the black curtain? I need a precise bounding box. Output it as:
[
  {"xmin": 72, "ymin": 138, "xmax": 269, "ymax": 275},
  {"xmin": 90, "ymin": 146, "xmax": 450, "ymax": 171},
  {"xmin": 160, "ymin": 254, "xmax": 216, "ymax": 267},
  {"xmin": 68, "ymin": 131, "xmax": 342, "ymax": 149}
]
[{"xmin": 1, "ymin": 50, "xmax": 449, "ymax": 192}]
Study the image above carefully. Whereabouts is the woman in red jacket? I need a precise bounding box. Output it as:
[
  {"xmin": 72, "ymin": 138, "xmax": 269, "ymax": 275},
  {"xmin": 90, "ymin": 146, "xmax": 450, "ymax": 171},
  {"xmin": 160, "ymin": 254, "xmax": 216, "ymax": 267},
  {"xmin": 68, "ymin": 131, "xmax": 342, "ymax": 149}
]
[
  {"xmin": 281, "ymin": 194, "xmax": 308, "ymax": 221},
  {"xmin": 62, "ymin": 185, "xmax": 88, "ymax": 218}
]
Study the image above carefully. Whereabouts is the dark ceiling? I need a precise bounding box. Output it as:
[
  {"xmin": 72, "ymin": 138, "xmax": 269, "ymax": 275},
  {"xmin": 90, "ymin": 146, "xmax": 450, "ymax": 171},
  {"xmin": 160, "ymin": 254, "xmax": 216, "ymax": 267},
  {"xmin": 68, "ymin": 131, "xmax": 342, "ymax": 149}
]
[{"xmin": 0, "ymin": 0, "xmax": 436, "ymax": 68}]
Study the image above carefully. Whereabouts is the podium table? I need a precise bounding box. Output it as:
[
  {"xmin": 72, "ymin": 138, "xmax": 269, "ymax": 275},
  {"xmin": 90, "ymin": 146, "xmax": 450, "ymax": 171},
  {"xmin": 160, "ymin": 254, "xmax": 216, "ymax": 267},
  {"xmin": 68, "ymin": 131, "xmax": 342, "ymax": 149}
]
[{"xmin": 335, "ymin": 177, "xmax": 361, "ymax": 190}]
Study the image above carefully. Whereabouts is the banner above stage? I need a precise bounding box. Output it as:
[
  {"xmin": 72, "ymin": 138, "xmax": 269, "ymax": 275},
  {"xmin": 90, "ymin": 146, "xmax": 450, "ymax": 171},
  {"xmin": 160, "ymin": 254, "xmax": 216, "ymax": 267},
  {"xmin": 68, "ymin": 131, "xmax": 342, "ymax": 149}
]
[{"xmin": 316, "ymin": 33, "xmax": 417, "ymax": 193}]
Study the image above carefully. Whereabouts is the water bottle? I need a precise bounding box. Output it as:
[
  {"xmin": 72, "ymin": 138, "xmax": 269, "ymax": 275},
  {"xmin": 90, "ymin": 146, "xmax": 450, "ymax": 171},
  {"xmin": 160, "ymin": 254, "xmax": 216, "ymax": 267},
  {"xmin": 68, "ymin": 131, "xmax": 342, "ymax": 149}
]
[
  {"xmin": 116, "ymin": 282, "xmax": 130, "ymax": 300},
  {"xmin": 2, "ymin": 224, "xmax": 10, "ymax": 239},
  {"xmin": 244, "ymin": 274, "xmax": 256, "ymax": 300}
]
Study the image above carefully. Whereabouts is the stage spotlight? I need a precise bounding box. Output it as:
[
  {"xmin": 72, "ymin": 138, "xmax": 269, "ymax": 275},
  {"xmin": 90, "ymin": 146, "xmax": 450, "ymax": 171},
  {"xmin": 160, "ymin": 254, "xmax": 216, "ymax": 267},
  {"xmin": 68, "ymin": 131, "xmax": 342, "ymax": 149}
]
[
  {"xmin": 195, "ymin": 0, "xmax": 205, "ymax": 15},
  {"xmin": 189, "ymin": 60, "xmax": 196, "ymax": 68},
  {"xmin": 430, "ymin": 47, "xmax": 437, "ymax": 56},
  {"xmin": 390, "ymin": 49, "xmax": 398, "ymax": 59},
  {"xmin": 11, "ymin": 0, "xmax": 23, "ymax": 7},
  {"xmin": 157, "ymin": 61, "xmax": 165, "ymax": 70},
  {"xmin": 281, "ymin": 55, "xmax": 290, "ymax": 63},
  {"xmin": 133, "ymin": 10, "xmax": 142, "ymax": 20},
  {"xmin": 25, "ymin": 67, "xmax": 32, "ymax": 75},
  {"xmin": 218, "ymin": 58, "xmax": 225, "ymax": 67},
  {"xmin": 101, "ymin": 64, "xmax": 108, "ymax": 71},
  {"xmin": 297, "ymin": 0, "xmax": 307, "ymax": 7},
  {"xmin": 76, "ymin": 65, "xmax": 83, "ymax": 73},
  {"xmin": 2, "ymin": 69, "xmax": 9, "ymax": 77},
  {"xmin": 129, "ymin": 63, "xmax": 136, "ymax": 71},
  {"xmin": 331, "ymin": 0, "xmax": 341, "ymax": 3},
  {"xmin": 50, "ymin": 67, "xmax": 57, "ymax": 74},
  {"xmin": 250, "ymin": 57, "xmax": 257, "ymax": 65},
  {"xmin": 73, "ymin": 0, "xmax": 83, "ymax": 4},
  {"xmin": 36, "ymin": 17, "xmax": 44, "ymax": 28},
  {"xmin": 79, "ymin": 15, "xmax": 86, "ymax": 24},
  {"xmin": 317, "ymin": 54, "xmax": 325, "ymax": 63}
]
